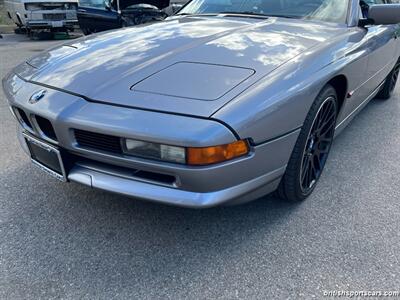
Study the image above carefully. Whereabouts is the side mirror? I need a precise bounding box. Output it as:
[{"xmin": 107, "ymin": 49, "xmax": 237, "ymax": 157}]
[{"xmin": 369, "ymin": 4, "xmax": 400, "ymax": 25}]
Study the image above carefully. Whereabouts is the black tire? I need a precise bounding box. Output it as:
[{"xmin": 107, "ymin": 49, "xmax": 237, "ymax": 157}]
[
  {"xmin": 376, "ymin": 58, "xmax": 400, "ymax": 100},
  {"xmin": 277, "ymin": 85, "xmax": 338, "ymax": 202},
  {"xmin": 34, "ymin": 31, "xmax": 54, "ymax": 41},
  {"xmin": 14, "ymin": 27, "xmax": 26, "ymax": 34}
]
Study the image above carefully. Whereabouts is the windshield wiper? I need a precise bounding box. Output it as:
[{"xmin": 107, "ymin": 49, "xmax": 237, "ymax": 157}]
[
  {"xmin": 218, "ymin": 12, "xmax": 301, "ymax": 19},
  {"xmin": 260, "ymin": 14, "xmax": 301, "ymax": 19},
  {"xmin": 176, "ymin": 13, "xmax": 219, "ymax": 16}
]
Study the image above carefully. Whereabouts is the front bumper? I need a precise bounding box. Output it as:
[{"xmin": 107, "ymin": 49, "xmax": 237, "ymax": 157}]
[
  {"xmin": 26, "ymin": 9, "xmax": 78, "ymax": 29},
  {"xmin": 68, "ymin": 165, "xmax": 284, "ymax": 208},
  {"xmin": 26, "ymin": 20, "xmax": 78, "ymax": 29},
  {"xmin": 18, "ymin": 127, "xmax": 285, "ymax": 207},
  {"xmin": 5, "ymin": 73, "xmax": 299, "ymax": 207}
]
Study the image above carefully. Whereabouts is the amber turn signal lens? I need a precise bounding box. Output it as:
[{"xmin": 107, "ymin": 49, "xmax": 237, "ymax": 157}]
[{"xmin": 187, "ymin": 140, "xmax": 249, "ymax": 166}]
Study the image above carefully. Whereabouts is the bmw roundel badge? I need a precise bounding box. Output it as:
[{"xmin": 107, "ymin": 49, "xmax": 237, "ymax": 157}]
[{"xmin": 29, "ymin": 89, "xmax": 47, "ymax": 104}]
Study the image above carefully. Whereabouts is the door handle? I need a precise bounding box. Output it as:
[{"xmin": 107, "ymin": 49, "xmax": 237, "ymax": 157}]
[{"xmin": 78, "ymin": 9, "xmax": 87, "ymax": 12}]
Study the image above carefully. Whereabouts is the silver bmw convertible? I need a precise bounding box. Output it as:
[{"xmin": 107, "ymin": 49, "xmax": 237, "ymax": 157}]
[{"xmin": 2, "ymin": 0, "xmax": 400, "ymax": 207}]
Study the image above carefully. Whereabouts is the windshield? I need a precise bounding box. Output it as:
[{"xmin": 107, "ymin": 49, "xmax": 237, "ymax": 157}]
[
  {"xmin": 79, "ymin": 0, "xmax": 106, "ymax": 8},
  {"xmin": 178, "ymin": 0, "xmax": 349, "ymax": 23}
]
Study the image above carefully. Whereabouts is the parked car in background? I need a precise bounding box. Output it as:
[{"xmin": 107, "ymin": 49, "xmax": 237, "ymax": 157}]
[
  {"xmin": 4, "ymin": 0, "xmax": 78, "ymax": 32},
  {"xmin": 77, "ymin": 0, "xmax": 168, "ymax": 34}
]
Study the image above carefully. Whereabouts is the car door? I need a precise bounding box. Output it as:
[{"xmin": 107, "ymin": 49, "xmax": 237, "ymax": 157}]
[
  {"xmin": 363, "ymin": 0, "xmax": 397, "ymax": 94},
  {"xmin": 77, "ymin": 0, "xmax": 120, "ymax": 33},
  {"xmin": 338, "ymin": 0, "xmax": 398, "ymax": 120}
]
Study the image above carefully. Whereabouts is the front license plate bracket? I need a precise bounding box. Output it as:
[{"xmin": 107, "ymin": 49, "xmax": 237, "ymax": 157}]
[{"xmin": 23, "ymin": 132, "xmax": 67, "ymax": 182}]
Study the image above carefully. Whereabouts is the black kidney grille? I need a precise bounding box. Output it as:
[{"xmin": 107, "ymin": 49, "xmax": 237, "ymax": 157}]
[
  {"xmin": 35, "ymin": 115, "xmax": 57, "ymax": 141},
  {"xmin": 15, "ymin": 107, "xmax": 33, "ymax": 130},
  {"xmin": 74, "ymin": 129, "xmax": 123, "ymax": 154}
]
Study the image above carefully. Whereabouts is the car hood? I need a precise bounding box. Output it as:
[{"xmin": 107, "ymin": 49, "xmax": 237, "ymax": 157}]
[{"xmin": 18, "ymin": 16, "xmax": 344, "ymax": 117}]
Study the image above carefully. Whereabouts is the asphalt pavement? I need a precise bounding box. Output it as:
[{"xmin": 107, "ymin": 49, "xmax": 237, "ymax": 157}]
[{"xmin": 1, "ymin": 33, "xmax": 400, "ymax": 299}]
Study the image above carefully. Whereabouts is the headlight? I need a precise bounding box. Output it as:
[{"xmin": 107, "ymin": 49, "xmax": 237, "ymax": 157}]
[
  {"xmin": 123, "ymin": 139, "xmax": 249, "ymax": 165},
  {"xmin": 124, "ymin": 139, "xmax": 186, "ymax": 164}
]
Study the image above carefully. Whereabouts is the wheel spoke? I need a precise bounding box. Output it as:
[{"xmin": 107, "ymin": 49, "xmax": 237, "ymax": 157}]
[
  {"xmin": 312, "ymin": 112, "xmax": 323, "ymax": 133},
  {"xmin": 315, "ymin": 110, "xmax": 335, "ymax": 137},
  {"xmin": 307, "ymin": 161, "xmax": 313, "ymax": 188},
  {"xmin": 319, "ymin": 120, "xmax": 336, "ymax": 137},
  {"xmin": 301, "ymin": 159, "xmax": 310, "ymax": 186},
  {"xmin": 313, "ymin": 155, "xmax": 321, "ymax": 174},
  {"xmin": 318, "ymin": 143, "xmax": 330, "ymax": 154},
  {"xmin": 304, "ymin": 160, "xmax": 313, "ymax": 189},
  {"xmin": 302, "ymin": 155, "xmax": 310, "ymax": 176},
  {"xmin": 322, "ymin": 112, "xmax": 336, "ymax": 127},
  {"xmin": 309, "ymin": 159, "xmax": 317, "ymax": 185},
  {"xmin": 317, "ymin": 102, "xmax": 332, "ymax": 128},
  {"xmin": 319, "ymin": 137, "xmax": 332, "ymax": 143}
]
